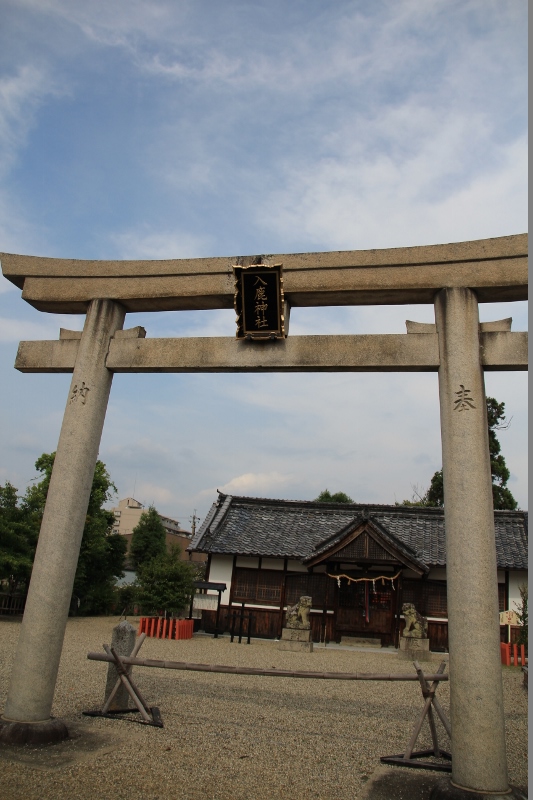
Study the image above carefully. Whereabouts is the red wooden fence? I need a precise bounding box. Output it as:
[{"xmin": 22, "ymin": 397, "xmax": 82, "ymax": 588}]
[
  {"xmin": 138, "ymin": 617, "xmax": 194, "ymax": 640},
  {"xmin": 500, "ymin": 642, "xmax": 526, "ymax": 667}
]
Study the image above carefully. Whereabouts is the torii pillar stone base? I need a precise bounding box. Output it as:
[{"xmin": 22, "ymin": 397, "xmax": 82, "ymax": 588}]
[
  {"xmin": 435, "ymin": 288, "xmax": 509, "ymax": 796},
  {"xmin": 0, "ymin": 299, "xmax": 125, "ymax": 744},
  {"xmin": 430, "ymin": 777, "xmax": 523, "ymax": 799}
]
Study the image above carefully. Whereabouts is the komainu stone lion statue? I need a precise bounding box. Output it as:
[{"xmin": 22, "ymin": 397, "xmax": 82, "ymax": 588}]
[
  {"xmin": 401, "ymin": 603, "xmax": 428, "ymax": 639},
  {"xmin": 286, "ymin": 596, "xmax": 312, "ymax": 629}
]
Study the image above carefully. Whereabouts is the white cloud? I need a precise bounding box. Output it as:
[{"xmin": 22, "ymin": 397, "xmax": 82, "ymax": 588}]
[
  {"xmin": 0, "ymin": 64, "xmax": 62, "ymax": 176},
  {"xmin": 0, "ymin": 314, "xmax": 83, "ymax": 342},
  {"xmin": 259, "ymin": 115, "xmax": 527, "ymax": 251},
  {"xmin": 110, "ymin": 228, "xmax": 213, "ymax": 260},
  {"xmin": 213, "ymin": 471, "xmax": 296, "ymax": 497},
  {"xmin": 136, "ymin": 482, "xmax": 174, "ymax": 506}
]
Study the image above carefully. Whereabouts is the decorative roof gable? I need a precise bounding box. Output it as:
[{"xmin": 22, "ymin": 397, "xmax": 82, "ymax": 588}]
[{"xmin": 303, "ymin": 516, "xmax": 428, "ymax": 575}]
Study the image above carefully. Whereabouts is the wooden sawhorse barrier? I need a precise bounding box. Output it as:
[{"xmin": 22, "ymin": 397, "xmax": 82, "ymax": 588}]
[
  {"xmin": 87, "ymin": 641, "xmax": 451, "ymax": 770},
  {"xmin": 84, "ymin": 634, "xmax": 163, "ymax": 728}
]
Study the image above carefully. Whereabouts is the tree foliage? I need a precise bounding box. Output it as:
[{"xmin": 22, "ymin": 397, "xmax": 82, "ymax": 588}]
[
  {"xmin": 399, "ymin": 397, "xmax": 518, "ymax": 510},
  {"xmin": 0, "ymin": 453, "xmax": 126, "ymax": 614},
  {"xmin": 0, "ymin": 482, "xmax": 38, "ymax": 593},
  {"xmin": 314, "ymin": 489, "xmax": 354, "ymax": 504},
  {"xmin": 129, "ymin": 505, "xmax": 167, "ymax": 570},
  {"xmin": 136, "ymin": 546, "xmax": 195, "ymax": 617},
  {"xmin": 485, "ymin": 398, "xmax": 518, "ymax": 510}
]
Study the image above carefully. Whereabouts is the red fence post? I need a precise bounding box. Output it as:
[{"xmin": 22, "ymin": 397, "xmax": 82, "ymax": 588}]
[{"xmin": 500, "ymin": 642, "xmax": 511, "ymax": 666}]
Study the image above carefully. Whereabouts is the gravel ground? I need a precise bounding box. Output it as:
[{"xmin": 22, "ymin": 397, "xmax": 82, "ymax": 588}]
[{"xmin": 0, "ymin": 617, "xmax": 527, "ymax": 800}]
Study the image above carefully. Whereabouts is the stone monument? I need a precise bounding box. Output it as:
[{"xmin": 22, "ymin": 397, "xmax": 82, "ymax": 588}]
[
  {"xmin": 279, "ymin": 596, "xmax": 313, "ymax": 652},
  {"xmin": 398, "ymin": 602, "xmax": 431, "ymax": 662},
  {"xmin": 104, "ymin": 620, "xmax": 136, "ymax": 710}
]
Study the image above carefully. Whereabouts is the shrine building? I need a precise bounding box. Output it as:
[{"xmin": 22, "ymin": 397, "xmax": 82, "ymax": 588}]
[{"xmin": 189, "ymin": 493, "xmax": 527, "ymax": 651}]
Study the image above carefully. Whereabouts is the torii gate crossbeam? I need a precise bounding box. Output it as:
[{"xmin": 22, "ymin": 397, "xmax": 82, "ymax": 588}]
[{"xmin": 0, "ymin": 234, "xmax": 528, "ymax": 798}]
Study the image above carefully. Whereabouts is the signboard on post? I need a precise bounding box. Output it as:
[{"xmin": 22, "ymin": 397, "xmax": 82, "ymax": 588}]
[
  {"xmin": 233, "ymin": 263, "xmax": 285, "ymax": 339},
  {"xmin": 193, "ymin": 594, "xmax": 219, "ymax": 611},
  {"xmin": 499, "ymin": 610, "xmax": 519, "ymax": 626}
]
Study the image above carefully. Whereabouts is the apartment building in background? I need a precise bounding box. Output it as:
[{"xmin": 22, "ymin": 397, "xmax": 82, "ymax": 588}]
[{"xmin": 111, "ymin": 497, "xmax": 206, "ymax": 578}]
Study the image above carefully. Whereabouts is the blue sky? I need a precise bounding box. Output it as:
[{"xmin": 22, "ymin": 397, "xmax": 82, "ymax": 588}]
[{"xmin": 0, "ymin": 0, "xmax": 527, "ymax": 526}]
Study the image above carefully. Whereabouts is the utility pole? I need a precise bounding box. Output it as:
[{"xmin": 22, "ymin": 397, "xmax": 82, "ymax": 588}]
[{"xmin": 189, "ymin": 510, "xmax": 200, "ymax": 536}]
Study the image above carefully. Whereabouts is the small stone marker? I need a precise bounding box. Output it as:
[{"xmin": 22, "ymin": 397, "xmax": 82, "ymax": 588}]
[{"xmin": 104, "ymin": 620, "xmax": 136, "ymax": 709}]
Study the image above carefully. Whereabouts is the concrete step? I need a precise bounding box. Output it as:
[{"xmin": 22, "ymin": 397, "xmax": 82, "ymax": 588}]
[{"xmin": 340, "ymin": 636, "xmax": 382, "ymax": 648}]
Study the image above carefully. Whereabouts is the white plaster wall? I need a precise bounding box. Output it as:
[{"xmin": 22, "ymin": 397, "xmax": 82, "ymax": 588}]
[
  {"xmin": 508, "ymin": 570, "xmax": 528, "ymax": 613},
  {"xmin": 207, "ymin": 555, "xmax": 234, "ymax": 605},
  {"xmin": 236, "ymin": 556, "xmax": 259, "ymax": 568},
  {"xmin": 262, "ymin": 558, "xmax": 284, "ymax": 570},
  {"xmin": 427, "ymin": 568, "xmax": 447, "ymax": 581},
  {"xmin": 287, "ymin": 560, "xmax": 307, "ymax": 573},
  {"xmin": 426, "ymin": 568, "xmax": 506, "ymax": 583}
]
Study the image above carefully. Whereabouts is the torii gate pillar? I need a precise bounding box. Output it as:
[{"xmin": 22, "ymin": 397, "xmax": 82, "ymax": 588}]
[
  {"xmin": 0, "ymin": 299, "xmax": 124, "ymax": 742},
  {"xmin": 434, "ymin": 288, "xmax": 508, "ymax": 795}
]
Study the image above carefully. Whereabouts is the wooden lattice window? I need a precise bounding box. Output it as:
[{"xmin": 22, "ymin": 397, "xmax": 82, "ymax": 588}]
[
  {"xmin": 402, "ymin": 580, "xmax": 447, "ymax": 619},
  {"xmin": 498, "ymin": 583, "xmax": 506, "ymax": 613},
  {"xmin": 233, "ymin": 568, "xmax": 283, "ymax": 605},
  {"xmin": 257, "ymin": 571, "xmax": 283, "ymax": 602},
  {"xmin": 403, "ymin": 580, "xmax": 507, "ymax": 618},
  {"xmin": 285, "ymin": 573, "xmax": 335, "ymax": 608},
  {"xmin": 233, "ymin": 568, "xmax": 257, "ymax": 601},
  {"xmin": 285, "ymin": 574, "xmax": 310, "ymax": 606}
]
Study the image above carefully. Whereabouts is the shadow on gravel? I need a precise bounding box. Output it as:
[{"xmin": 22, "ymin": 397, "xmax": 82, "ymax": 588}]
[{"xmin": 0, "ymin": 721, "xmax": 123, "ymax": 770}]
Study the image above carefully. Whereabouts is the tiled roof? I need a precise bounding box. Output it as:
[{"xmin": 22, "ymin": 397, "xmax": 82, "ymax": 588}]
[{"xmin": 189, "ymin": 493, "xmax": 528, "ymax": 570}]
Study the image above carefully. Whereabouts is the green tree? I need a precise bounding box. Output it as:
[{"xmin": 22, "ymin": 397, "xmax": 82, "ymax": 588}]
[
  {"xmin": 486, "ymin": 397, "xmax": 518, "ymax": 510},
  {"xmin": 136, "ymin": 546, "xmax": 195, "ymax": 617},
  {"xmin": 314, "ymin": 489, "xmax": 354, "ymax": 503},
  {"xmin": 129, "ymin": 505, "xmax": 167, "ymax": 570},
  {"xmin": 399, "ymin": 396, "xmax": 518, "ymax": 510},
  {"xmin": 23, "ymin": 453, "xmax": 127, "ymax": 614},
  {"xmin": 0, "ymin": 482, "xmax": 37, "ymax": 594}
]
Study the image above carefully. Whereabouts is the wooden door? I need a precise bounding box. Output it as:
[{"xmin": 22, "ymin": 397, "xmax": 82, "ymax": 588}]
[{"xmin": 335, "ymin": 579, "xmax": 395, "ymax": 642}]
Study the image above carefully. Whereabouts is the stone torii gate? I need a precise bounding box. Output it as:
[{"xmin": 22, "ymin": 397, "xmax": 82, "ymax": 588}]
[{"xmin": 0, "ymin": 234, "xmax": 528, "ymax": 798}]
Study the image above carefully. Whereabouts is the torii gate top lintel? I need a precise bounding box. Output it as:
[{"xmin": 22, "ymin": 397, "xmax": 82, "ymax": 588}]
[{"xmin": 1, "ymin": 233, "xmax": 527, "ymax": 314}]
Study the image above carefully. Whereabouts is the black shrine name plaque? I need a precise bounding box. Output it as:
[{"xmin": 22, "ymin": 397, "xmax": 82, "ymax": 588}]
[{"xmin": 233, "ymin": 264, "xmax": 285, "ymax": 340}]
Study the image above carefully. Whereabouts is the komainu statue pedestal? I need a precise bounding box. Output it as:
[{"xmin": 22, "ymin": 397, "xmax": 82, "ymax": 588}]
[
  {"xmin": 278, "ymin": 627, "xmax": 314, "ymax": 652},
  {"xmin": 398, "ymin": 635, "xmax": 431, "ymax": 661}
]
